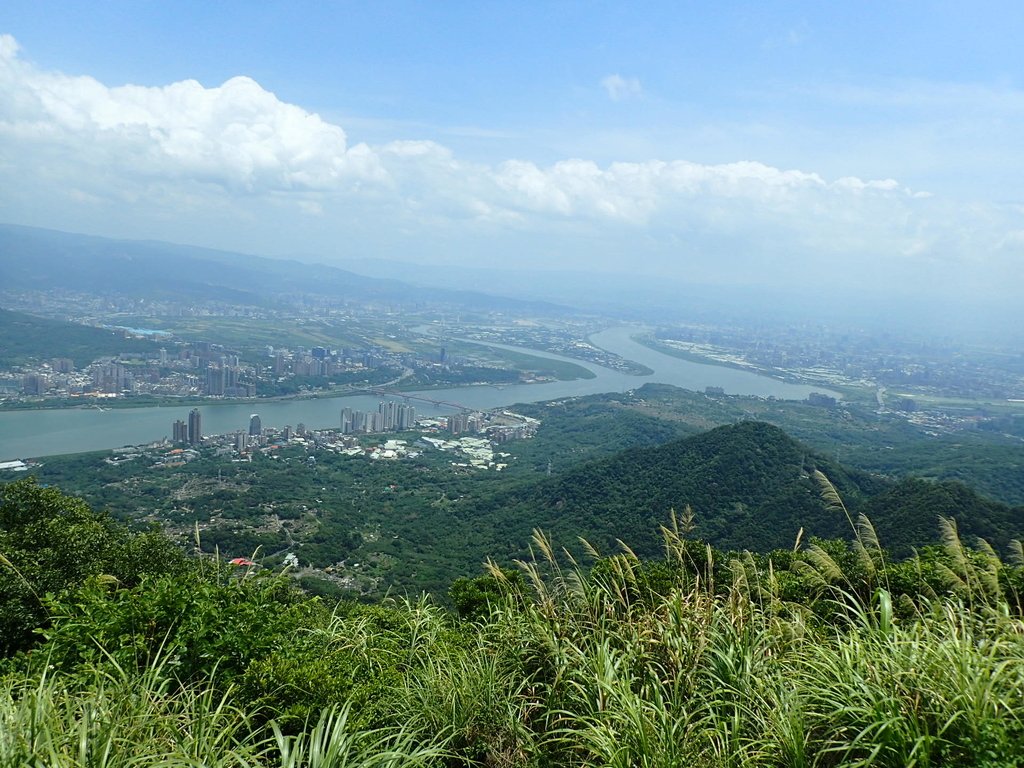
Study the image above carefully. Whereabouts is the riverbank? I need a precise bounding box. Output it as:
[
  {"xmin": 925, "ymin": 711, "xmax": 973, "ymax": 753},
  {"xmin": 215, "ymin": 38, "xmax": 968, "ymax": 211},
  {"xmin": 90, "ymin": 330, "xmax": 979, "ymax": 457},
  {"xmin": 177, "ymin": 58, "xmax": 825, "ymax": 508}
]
[
  {"xmin": 632, "ymin": 334, "xmax": 873, "ymax": 402},
  {"xmin": 0, "ymin": 328, "xmax": 838, "ymax": 461}
]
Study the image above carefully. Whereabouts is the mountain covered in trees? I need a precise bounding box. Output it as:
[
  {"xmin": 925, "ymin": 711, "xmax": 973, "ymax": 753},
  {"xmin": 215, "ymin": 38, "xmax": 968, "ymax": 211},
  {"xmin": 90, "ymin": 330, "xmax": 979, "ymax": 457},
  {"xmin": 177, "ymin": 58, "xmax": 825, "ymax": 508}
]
[{"xmin": 445, "ymin": 420, "xmax": 1024, "ymax": 566}]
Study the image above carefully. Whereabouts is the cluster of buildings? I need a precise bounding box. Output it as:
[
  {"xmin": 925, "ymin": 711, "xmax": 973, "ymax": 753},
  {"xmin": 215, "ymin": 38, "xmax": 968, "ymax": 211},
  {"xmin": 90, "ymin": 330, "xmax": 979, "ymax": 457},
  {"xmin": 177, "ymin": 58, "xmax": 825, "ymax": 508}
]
[
  {"xmin": 171, "ymin": 410, "xmax": 280, "ymax": 452},
  {"xmin": 269, "ymin": 345, "xmax": 400, "ymax": 377},
  {"xmin": 171, "ymin": 408, "xmax": 205, "ymax": 445},
  {"xmin": 340, "ymin": 402, "xmax": 416, "ymax": 434},
  {"xmin": 654, "ymin": 324, "xmax": 1024, "ymax": 401},
  {"xmin": 2, "ymin": 346, "xmax": 258, "ymax": 401},
  {"xmin": 3, "ymin": 336, "xmax": 482, "ymax": 404},
  {"xmin": 169, "ymin": 401, "xmax": 423, "ymax": 452},
  {"xmin": 159, "ymin": 401, "xmax": 539, "ymax": 471},
  {"xmin": 416, "ymin": 434, "xmax": 511, "ymax": 470}
]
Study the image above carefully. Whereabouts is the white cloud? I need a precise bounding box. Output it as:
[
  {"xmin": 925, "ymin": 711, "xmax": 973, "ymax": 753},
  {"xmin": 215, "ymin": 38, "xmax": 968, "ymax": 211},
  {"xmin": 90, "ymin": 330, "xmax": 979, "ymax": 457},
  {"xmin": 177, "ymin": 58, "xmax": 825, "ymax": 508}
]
[
  {"xmin": 0, "ymin": 33, "xmax": 1019, "ymax": 303},
  {"xmin": 997, "ymin": 229, "xmax": 1024, "ymax": 252},
  {"xmin": 0, "ymin": 35, "xmax": 384, "ymax": 193},
  {"xmin": 600, "ymin": 74, "xmax": 643, "ymax": 102}
]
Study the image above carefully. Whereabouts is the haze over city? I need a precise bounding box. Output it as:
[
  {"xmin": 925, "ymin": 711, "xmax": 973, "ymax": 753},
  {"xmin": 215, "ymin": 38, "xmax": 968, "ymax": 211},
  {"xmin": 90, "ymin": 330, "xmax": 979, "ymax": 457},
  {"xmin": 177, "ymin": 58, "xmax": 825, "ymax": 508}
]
[{"xmin": 1, "ymin": 2, "xmax": 1022, "ymax": 334}]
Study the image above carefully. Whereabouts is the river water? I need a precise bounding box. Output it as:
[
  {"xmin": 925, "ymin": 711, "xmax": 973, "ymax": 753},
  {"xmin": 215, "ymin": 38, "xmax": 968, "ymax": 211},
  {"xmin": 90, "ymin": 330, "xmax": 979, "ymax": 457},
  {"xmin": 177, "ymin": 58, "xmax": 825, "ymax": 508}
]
[{"xmin": 0, "ymin": 327, "xmax": 834, "ymax": 460}]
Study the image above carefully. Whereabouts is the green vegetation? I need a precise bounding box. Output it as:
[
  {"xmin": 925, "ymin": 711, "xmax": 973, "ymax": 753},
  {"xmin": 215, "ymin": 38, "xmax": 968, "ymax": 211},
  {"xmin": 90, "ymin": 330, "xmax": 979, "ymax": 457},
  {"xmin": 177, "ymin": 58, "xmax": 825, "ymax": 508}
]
[
  {"xmin": 622, "ymin": 383, "xmax": 1024, "ymax": 506},
  {"xmin": 23, "ymin": 401, "xmax": 1024, "ymax": 598},
  {"xmin": 441, "ymin": 342, "xmax": 596, "ymax": 381},
  {"xmin": 2, "ymin": 478, "xmax": 1024, "ymax": 765},
  {"xmin": 404, "ymin": 366, "xmax": 521, "ymax": 388},
  {"xmin": 474, "ymin": 421, "xmax": 1022, "ymax": 561},
  {"xmin": 0, "ymin": 308, "xmax": 159, "ymax": 368},
  {"xmin": 0, "ymin": 479, "xmax": 189, "ymax": 656},
  {"xmin": 24, "ymin": 397, "xmax": 697, "ymax": 595},
  {"xmin": 106, "ymin": 315, "xmax": 373, "ymax": 350}
]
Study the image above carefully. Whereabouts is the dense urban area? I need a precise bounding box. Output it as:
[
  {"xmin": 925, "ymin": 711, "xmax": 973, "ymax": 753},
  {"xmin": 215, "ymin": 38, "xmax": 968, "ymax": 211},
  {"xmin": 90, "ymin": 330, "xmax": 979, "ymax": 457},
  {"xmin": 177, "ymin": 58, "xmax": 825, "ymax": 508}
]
[{"xmin": 3, "ymin": 287, "xmax": 1023, "ymax": 421}]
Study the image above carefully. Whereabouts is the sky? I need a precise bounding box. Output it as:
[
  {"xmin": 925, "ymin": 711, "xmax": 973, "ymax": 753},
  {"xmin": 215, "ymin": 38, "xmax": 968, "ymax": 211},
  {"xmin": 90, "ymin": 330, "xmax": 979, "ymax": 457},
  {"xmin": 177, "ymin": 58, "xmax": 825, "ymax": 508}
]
[{"xmin": 0, "ymin": 1, "xmax": 1022, "ymax": 321}]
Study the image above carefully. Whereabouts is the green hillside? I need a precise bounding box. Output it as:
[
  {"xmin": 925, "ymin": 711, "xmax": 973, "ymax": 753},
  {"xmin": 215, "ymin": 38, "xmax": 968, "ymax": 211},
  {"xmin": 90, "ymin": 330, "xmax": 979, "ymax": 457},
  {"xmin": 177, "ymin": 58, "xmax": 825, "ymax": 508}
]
[
  {"xmin": 862, "ymin": 476, "xmax": 1024, "ymax": 557},
  {"xmin": 450, "ymin": 420, "xmax": 1023, "ymax": 565},
  {"xmin": 454, "ymin": 421, "xmax": 879, "ymax": 560},
  {"xmin": 2, "ymin": 477, "xmax": 1024, "ymax": 766},
  {"xmin": 617, "ymin": 383, "xmax": 1024, "ymax": 506},
  {"xmin": 0, "ymin": 307, "xmax": 160, "ymax": 367},
  {"xmin": 25, "ymin": 415, "xmax": 1024, "ymax": 597}
]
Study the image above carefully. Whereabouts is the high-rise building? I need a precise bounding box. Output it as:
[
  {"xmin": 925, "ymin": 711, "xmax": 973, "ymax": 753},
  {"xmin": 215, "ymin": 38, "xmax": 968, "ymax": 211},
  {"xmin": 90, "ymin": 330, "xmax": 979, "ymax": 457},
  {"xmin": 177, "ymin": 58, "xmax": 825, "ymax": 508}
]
[
  {"xmin": 397, "ymin": 403, "xmax": 415, "ymax": 430},
  {"xmin": 340, "ymin": 408, "xmax": 353, "ymax": 434},
  {"xmin": 249, "ymin": 413, "xmax": 262, "ymax": 437},
  {"xmin": 447, "ymin": 412, "xmax": 470, "ymax": 434},
  {"xmin": 370, "ymin": 411, "xmax": 385, "ymax": 433},
  {"xmin": 188, "ymin": 408, "xmax": 202, "ymax": 445},
  {"xmin": 234, "ymin": 431, "xmax": 248, "ymax": 452},
  {"xmin": 352, "ymin": 410, "xmax": 368, "ymax": 433},
  {"xmin": 172, "ymin": 419, "xmax": 188, "ymax": 444},
  {"xmin": 205, "ymin": 366, "xmax": 225, "ymax": 396},
  {"xmin": 378, "ymin": 400, "xmax": 397, "ymax": 431},
  {"xmin": 21, "ymin": 374, "xmax": 47, "ymax": 396}
]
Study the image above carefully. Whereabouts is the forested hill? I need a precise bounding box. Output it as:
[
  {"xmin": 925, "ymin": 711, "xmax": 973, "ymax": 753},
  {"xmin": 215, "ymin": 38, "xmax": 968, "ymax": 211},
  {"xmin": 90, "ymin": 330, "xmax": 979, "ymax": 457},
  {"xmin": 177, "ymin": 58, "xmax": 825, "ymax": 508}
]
[
  {"xmin": 461, "ymin": 421, "xmax": 875, "ymax": 559},
  {"xmin": 453, "ymin": 421, "xmax": 1024, "ymax": 563},
  {"xmin": 861, "ymin": 477, "xmax": 1024, "ymax": 557},
  {"xmin": 0, "ymin": 307, "xmax": 160, "ymax": 367}
]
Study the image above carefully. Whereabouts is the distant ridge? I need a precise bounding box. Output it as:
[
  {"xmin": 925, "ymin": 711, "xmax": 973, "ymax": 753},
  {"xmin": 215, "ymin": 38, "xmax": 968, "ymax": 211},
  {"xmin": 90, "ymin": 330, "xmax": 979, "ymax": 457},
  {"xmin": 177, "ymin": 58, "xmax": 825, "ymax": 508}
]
[{"xmin": 0, "ymin": 223, "xmax": 568, "ymax": 313}]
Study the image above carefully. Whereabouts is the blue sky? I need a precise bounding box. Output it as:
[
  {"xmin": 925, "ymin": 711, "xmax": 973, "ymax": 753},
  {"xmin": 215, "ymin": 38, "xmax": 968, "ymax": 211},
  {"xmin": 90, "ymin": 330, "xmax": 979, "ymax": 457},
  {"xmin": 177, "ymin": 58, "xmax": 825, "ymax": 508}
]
[{"xmin": 0, "ymin": 1, "xmax": 1022, "ymax": 313}]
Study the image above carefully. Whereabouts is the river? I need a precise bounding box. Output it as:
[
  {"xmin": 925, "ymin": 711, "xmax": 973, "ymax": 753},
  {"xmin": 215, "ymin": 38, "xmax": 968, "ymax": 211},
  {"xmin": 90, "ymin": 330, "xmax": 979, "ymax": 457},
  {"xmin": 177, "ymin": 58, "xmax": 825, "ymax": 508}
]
[{"xmin": 0, "ymin": 327, "xmax": 835, "ymax": 460}]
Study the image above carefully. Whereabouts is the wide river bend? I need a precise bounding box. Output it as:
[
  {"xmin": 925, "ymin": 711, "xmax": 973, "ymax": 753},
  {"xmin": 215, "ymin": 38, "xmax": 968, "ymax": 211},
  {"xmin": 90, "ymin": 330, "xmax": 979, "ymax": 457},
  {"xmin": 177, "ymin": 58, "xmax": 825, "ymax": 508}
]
[{"xmin": 0, "ymin": 327, "xmax": 835, "ymax": 460}]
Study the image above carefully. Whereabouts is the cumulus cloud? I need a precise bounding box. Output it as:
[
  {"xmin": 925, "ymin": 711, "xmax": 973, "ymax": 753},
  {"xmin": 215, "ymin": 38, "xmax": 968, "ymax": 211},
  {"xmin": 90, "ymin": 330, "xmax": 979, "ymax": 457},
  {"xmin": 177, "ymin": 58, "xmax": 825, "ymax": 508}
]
[
  {"xmin": 600, "ymin": 74, "xmax": 643, "ymax": 101},
  {"xmin": 0, "ymin": 34, "xmax": 384, "ymax": 193},
  {"xmin": 0, "ymin": 32, "xmax": 1019, "ymax": 302},
  {"xmin": 492, "ymin": 157, "xmax": 901, "ymax": 226},
  {"xmin": 0, "ymin": 32, "xmax": 920, "ymax": 231}
]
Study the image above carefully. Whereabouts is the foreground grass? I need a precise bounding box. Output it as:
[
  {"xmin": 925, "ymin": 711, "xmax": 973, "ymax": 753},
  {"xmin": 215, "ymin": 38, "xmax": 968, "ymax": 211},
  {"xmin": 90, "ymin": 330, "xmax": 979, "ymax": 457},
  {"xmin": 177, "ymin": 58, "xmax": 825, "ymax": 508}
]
[
  {"xmin": 0, "ymin": 665, "xmax": 447, "ymax": 768},
  {"xmin": 2, "ymin": 512, "xmax": 1023, "ymax": 766}
]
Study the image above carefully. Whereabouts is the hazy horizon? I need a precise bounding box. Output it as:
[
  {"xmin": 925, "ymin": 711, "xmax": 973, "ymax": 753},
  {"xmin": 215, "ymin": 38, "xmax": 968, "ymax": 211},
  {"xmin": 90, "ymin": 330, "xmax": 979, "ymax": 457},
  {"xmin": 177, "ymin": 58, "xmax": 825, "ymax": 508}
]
[{"xmin": 1, "ymin": 3, "xmax": 1022, "ymax": 329}]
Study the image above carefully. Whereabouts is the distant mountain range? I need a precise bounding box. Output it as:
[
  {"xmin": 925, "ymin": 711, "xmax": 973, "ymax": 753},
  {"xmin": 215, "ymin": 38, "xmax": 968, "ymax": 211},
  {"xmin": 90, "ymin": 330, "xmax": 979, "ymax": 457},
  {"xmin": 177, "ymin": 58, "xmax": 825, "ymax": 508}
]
[{"xmin": 0, "ymin": 224, "xmax": 567, "ymax": 313}]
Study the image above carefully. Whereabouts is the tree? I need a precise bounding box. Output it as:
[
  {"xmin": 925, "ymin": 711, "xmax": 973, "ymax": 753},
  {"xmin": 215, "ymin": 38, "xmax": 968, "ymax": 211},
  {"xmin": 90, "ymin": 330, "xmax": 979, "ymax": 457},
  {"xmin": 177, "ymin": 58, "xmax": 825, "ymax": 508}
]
[{"xmin": 0, "ymin": 477, "xmax": 187, "ymax": 656}]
